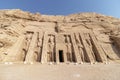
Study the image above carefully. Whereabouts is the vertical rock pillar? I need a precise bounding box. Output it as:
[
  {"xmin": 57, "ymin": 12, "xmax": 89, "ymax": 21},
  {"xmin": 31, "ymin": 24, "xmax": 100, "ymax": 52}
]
[
  {"xmin": 37, "ymin": 32, "xmax": 43, "ymax": 62},
  {"xmin": 70, "ymin": 33, "xmax": 82, "ymax": 63},
  {"xmin": 89, "ymin": 32, "xmax": 107, "ymax": 63},
  {"xmin": 41, "ymin": 32, "xmax": 48, "ymax": 63},
  {"xmin": 25, "ymin": 32, "xmax": 38, "ymax": 62},
  {"xmin": 79, "ymin": 32, "xmax": 95, "ymax": 63}
]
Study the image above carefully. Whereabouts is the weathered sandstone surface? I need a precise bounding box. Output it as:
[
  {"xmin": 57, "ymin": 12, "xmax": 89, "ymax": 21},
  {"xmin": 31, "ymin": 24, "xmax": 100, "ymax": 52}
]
[{"xmin": 0, "ymin": 9, "xmax": 120, "ymax": 64}]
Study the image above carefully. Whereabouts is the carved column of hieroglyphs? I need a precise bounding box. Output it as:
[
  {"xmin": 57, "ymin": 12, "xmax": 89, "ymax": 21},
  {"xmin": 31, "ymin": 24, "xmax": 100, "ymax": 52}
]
[
  {"xmin": 37, "ymin": 32, "xmax": 43, "ymax": 62},
  {"xmin": 41, "ymin": 32, "xmax": 48, "ymax": 63},
  {"xmin": 71, "ymin": 33, "xmax": 82, "ymax": 63},
  {"xmin": 62, "ymin": 35, "xmax": 67, "ymax": 63},
  {"xmin": 55, "ymin": 34, "xmax": 59, "ymax": 63},
  {"xmin": 65, "ymin": 35, "xmax": 73, "ymax": 62}
]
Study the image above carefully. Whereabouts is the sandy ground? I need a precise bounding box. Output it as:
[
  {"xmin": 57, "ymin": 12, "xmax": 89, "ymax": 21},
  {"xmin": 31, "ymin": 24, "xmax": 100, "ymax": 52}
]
[{"xmin": 0, "ymin": 63, "xmax": 120, "ymax": 80}]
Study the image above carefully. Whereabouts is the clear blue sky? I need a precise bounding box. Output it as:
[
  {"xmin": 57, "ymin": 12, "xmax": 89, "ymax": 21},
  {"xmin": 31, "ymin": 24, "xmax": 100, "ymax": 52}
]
[{"xmin": 0, "ymin": 0, "xmax": 120, "ymax": 18}]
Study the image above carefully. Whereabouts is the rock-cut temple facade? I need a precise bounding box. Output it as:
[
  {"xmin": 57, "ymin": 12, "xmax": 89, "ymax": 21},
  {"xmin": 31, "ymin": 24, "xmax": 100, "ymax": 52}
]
[
  {"xmin": 0, "ymin": 9, "xmax": 120, "ymax": 64},
  {"xmin": 21, "ymin": 30, "xmax": 107, "ymax": 64}
]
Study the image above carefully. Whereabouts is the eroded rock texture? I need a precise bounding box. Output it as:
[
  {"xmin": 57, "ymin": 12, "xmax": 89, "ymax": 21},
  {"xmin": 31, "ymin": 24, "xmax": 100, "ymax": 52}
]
[{"xmin": 0, "ymin": 9, "xmax": 120, "ymax": 63}]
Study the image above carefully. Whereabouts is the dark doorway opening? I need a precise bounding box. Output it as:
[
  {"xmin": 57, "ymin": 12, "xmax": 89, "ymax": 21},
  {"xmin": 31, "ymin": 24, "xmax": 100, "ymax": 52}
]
[{"xmin": 59, "ymin": 50, "xmax": 64, "ymax": 62}]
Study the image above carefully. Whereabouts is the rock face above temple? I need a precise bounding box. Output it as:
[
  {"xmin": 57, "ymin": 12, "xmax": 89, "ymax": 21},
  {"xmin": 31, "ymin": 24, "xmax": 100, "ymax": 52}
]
[{"xmin": 0, "ymin": 9, "xmax": 120, "ymax": 63}]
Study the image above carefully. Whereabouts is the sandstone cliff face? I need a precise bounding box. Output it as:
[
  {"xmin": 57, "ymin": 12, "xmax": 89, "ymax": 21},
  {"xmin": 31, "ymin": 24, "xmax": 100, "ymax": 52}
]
[{"xmin": 0, "ymin": 9, "xmax": 120, "ymax": 63}]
